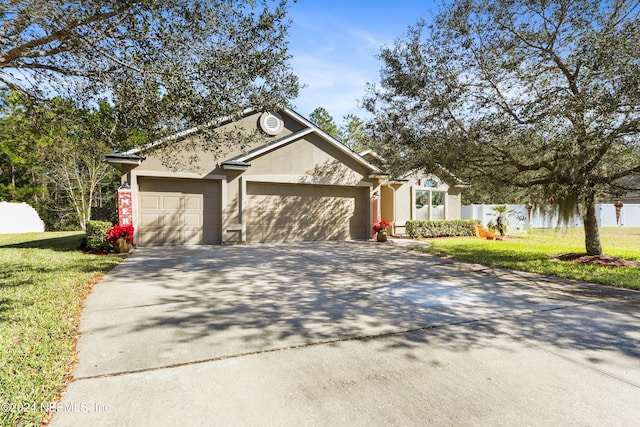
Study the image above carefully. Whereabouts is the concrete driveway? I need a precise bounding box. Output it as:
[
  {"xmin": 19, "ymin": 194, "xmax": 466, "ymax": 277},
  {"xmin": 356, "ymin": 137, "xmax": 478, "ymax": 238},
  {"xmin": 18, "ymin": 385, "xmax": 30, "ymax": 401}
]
[{"xmin": 51, "ymin": 241, "xmax": 640, "ymax": 426}]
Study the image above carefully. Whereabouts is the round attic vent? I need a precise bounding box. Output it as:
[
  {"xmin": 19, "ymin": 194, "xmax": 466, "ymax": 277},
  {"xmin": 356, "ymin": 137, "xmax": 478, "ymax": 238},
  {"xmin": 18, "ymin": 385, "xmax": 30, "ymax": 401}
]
[{"xmin": 259, "ymin": 112, "xmax": 284, "ymax": 136}]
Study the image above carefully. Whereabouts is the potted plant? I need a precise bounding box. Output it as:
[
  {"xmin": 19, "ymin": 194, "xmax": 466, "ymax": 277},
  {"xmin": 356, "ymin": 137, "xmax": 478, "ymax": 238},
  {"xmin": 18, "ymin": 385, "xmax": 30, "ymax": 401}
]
[
  {"xmin": 486, "ymin": 205, "xmax": 514, "ymax": 238},
  {"xmin": 106, "ymin": 224, "xmax": 135, "ymax": 253},
  {"xmin": 373, "ymin": 220, "xmax": 391, "ymax": 242}
]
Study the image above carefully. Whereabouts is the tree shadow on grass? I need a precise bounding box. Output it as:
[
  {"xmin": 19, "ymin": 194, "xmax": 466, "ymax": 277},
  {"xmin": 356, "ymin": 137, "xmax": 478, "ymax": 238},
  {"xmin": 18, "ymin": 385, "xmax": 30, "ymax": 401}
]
[
  {"xmin": 0, "ymin": 233, "xmax": 85, "ymax": 251},
  {"xmin": 0, "ymin": 298, "xmax": 12, "ymax": 320},
  {"xmin": 0, "ymin": 263, "xmax": 57, "ymax": 289},
  {"xmin": 0, "ymin": 254, "xmax": 119, "ymax": 292}
]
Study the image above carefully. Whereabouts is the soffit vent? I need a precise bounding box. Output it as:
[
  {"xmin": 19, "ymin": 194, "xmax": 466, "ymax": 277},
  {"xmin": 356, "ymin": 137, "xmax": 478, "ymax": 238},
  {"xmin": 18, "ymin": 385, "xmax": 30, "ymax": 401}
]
[{"xmin": 259, "ymin": 112, "xmax": 284, "ymax": 136}]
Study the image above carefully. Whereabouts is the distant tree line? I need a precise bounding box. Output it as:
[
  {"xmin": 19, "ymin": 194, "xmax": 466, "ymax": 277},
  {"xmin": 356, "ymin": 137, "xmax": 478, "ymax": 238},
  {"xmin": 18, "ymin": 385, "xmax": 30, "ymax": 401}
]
[
  {"xmin": 308, "ymin": 107, "xmax": 372, "ymax": 153},
  {"xmin": 0, "ymin": 90, "xmax": 123, "ymax": 230}
]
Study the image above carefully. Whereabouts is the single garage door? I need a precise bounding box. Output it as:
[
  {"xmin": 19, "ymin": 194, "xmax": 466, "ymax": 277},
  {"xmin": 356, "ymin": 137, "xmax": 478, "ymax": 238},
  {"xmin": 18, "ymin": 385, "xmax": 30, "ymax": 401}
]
[
  {"xmin": 246, "ymin": 182, "xmax": 369, "ymax": 243},
  {"xmin": 137, "ymin": 177, "xmax": 221, "ymax": 246}
]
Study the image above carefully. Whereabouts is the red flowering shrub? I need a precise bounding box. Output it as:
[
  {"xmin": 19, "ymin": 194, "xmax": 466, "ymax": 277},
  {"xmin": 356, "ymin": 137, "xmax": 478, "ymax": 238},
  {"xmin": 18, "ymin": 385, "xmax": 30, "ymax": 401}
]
[
  {"xmin": 105, "ymin": 224, "xmax": 135, "ymax": 244},
  {"xmin": 373, "ymin": 220, "xmax": 391, "ymax": 233}
]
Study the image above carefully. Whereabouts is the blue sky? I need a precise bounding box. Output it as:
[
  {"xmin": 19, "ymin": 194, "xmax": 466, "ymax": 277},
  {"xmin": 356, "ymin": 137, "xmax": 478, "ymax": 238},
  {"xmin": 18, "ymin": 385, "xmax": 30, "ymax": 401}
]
[{"xmin": 286, "ymin": 1, "xmax": 438, "ymax": 125}]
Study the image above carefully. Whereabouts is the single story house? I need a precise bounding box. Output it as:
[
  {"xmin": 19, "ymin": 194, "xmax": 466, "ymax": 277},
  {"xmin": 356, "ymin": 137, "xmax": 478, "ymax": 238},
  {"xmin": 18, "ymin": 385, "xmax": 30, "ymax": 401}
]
[
  {"xmin": 107, "ymin": 109, "xmax": 389, "ymax": 245},
  {"xmin": 360, "ymin": 150, "xmax": 465, "ymax": 236}
]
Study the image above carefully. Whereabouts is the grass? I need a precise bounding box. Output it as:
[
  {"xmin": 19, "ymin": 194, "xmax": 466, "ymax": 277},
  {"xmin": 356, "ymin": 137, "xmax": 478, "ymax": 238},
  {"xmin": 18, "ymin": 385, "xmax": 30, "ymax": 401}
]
[
  {"xmin": 418, "ymin": 227, "xmax": 640, "ymax": 290},
  {"xmin": 0, "ymin": 232, "xmax": 123, "ymax": 427}
]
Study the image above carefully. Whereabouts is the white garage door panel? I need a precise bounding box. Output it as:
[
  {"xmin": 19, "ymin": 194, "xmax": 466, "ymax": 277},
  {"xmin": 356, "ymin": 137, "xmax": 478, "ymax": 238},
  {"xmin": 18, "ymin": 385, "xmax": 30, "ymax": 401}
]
[
  {"xmin": 162, "ymin": 196, "xmax": 181, "ymax": 210},
  {"xmin": 163, "ymin": 212, "xmax": 182, "ymax": 227},
  {"xmin": 137, "ymin": 178, "xmax": 220, "ymax": 246},
  {"xmin": 184, "ymin": 196, "xmax": 201, "ymax": 210},
  {"xmin": 184, "ymin": 213, "xmax": 202, "ymax": 227},
  {"xmin": 246, "ymin": 182, "xmax": 368, "ymax": 243},
  {"xmin": 139, "ymin": 213, "xmax": 161, "ymax": 227},
  {"xmin": 140, "ymin": 195, "xmax": 160, "ymax": 210}
]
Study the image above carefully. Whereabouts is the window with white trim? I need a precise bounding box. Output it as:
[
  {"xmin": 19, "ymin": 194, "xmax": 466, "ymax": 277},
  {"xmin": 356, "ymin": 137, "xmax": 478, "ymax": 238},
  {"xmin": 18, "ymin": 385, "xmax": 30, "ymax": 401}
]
[{"xmin": 415, "ymin": 188, "xmax": 446, "ymax": 220}]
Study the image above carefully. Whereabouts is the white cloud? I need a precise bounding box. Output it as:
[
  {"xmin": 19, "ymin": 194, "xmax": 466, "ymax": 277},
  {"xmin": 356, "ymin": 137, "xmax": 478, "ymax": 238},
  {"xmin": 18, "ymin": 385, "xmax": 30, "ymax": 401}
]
[
  {"xmin": 285, "ymin": 1, "xmax": 436, "ymax": 124},
  {"xmin": 348, "ymin": 28, "xmax": 386, "ymax": 52},
  {"xmin": 289, "ymin": 53, "xmax": 374, "ymax": 123}
]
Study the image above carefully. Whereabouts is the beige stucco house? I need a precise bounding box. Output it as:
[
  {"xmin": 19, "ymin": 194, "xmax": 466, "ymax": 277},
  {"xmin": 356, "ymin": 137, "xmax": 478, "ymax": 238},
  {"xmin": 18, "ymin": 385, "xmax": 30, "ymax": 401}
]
[
  {"xmin": 360, "ymin": 150, "xmax": 465, "ymax": 236},
  {"xmin": 107, "ymin": 109, "xmax": 389, "ymax": 246}
]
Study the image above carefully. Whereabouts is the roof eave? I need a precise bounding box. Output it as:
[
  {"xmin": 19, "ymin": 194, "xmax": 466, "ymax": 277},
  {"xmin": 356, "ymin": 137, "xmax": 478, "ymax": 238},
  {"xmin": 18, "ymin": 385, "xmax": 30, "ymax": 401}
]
[
  {"xmin": 359, "ymin": 149, "xmax": 385, "ymax": 162},
  {"xmin": 368, "ymin": 173, "xmax": 390, "ymax": 179},
  {"xmin": 104, "ymin": 153, "xmax": 144, "ymax": 166},
  {"xmin": 221, "ymin": 161, "xmax": 251, "ymax": 171}
]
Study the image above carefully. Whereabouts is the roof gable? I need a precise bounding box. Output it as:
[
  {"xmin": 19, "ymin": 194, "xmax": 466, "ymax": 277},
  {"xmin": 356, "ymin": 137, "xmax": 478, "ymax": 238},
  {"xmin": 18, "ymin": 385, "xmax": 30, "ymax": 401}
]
[
  {"xmin": 114, "ymin": 108, "xmax": 383, "ymax": 176},
  {"xmin": 228, "ymin": 109, "xmax": 383, "ymax": 174}
]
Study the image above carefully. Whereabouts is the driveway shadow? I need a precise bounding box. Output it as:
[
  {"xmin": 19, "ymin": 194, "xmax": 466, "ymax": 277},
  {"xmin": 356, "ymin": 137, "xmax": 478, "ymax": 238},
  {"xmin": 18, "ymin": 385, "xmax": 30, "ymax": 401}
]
[{"xmin": 73, "ymin": 242, "xmax": 640, "ymax": 385}]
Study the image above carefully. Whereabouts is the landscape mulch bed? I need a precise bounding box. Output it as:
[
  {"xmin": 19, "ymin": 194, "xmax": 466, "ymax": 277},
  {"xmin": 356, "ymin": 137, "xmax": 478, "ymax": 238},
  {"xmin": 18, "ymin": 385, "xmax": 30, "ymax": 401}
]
[{"xmin": 554, "ymin": 253, "xmax": 640, "ymax": 267}]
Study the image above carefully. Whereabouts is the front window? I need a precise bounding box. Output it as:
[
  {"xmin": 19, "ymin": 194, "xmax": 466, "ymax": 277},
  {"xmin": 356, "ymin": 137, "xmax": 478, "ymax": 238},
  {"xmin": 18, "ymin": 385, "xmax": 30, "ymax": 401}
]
[
  {"xmin": 431, "ymin": 191, "xmax": 445, "ymax": 220},
  {"xmin": 415, "ymin": 190, "xmax": 430, "ymax": 220},
  {"xmin": 415, "ymin": 189, "xmax": 446, "ymax": 220}
]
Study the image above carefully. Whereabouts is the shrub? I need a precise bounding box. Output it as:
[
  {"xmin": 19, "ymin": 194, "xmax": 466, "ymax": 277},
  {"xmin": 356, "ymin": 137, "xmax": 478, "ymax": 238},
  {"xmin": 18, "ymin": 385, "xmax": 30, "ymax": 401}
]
[
  {"xmin": 406, "ymin": 219, "xmax": 480, "ymax": 238},
  {"xmin": 86, "ymin": 220, "xmax": 113, "ymax": 251}
]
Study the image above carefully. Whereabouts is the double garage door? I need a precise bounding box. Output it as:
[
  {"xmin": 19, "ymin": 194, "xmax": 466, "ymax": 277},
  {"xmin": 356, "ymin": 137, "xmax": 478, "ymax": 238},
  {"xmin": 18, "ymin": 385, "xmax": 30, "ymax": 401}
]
[
  {"xmin": 137, "ymin": 178, "xmax": 369, "ymax": 245},
  {"xmin": 246, "ymin": 182, "xmax": 369, "ymax": 243}
]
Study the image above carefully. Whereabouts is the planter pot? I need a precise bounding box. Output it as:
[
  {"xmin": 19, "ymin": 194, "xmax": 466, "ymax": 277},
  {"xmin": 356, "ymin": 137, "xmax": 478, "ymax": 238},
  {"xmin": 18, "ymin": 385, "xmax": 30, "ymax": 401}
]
[
  {"xmin": 113, "ymin": 237, "xmax": 130, "ymax": 253},
  {"xmin": 377, "ymin": 229, "xmax": 388, "ymax": 242}
]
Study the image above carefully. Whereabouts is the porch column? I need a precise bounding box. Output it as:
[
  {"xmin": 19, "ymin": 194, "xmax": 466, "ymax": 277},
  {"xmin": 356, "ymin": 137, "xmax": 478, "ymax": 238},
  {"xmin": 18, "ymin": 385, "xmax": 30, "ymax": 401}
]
[{"xmin": 371, "ymin": 188, "xmax": 381, "ymax": 237}]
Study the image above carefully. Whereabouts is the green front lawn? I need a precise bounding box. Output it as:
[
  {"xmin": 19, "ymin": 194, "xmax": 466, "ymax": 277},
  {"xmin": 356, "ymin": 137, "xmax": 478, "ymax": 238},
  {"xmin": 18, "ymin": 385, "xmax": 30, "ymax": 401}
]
[
  {"xmin": 0, "ymin": 232, "xmax": 123, "ymax": 427},
  {"xmin": 418, "ymin": 227, "xmax": 640, "ymax": 289}
]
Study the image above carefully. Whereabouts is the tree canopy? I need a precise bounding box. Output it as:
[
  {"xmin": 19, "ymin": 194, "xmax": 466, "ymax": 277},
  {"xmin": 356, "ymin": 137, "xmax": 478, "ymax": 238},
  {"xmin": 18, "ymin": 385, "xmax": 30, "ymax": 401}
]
[
  {"xmin": 0, "ymin": 90, "xmax": 43, "ymax": 202},
  {"xmin": 0, "ymin": 0, "xmax": 299, "ymax": 146},
  {"xmin": 0, "ymin": 90, "xmax": 121, "ymax": 230},
  {"xmin": 341, "ymin": 114, "xmax": 371, "ymax": 153},
  {"xmin": 0, "ymin": 0, "xmax": 301, "ymax": 228},
  {"xmin": 364, "ymin": 0, "xmax": 640, "ymax": 255},
  {"xmin": 309, "ymin": 107, "xmax": 341, "ymax": 139},
  {"xmin": 309, "ymin": 107, "xmax": 372, "ymax": 152}
]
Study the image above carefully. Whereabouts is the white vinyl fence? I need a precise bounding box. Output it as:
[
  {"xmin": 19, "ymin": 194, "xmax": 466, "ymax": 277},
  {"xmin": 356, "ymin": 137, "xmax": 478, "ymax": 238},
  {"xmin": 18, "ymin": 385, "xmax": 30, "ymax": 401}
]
[
  {"xmin": 0, "ymin": 202, "xmax": 45, "ymax": 233},
  {"xmin": 462, "ymin": 203, "xmax": 640, "ymax": 229}
]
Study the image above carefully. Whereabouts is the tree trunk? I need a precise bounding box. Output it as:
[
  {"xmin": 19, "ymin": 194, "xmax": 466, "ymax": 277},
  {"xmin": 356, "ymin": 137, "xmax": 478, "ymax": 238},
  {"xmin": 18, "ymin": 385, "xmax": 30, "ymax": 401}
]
[{"xmin": 583, "ymin": 193, "xmax": 603, "ymax": 256}]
